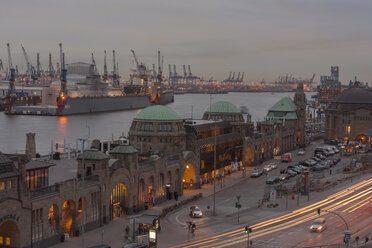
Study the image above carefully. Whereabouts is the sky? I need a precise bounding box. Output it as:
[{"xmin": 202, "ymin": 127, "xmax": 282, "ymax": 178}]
[{"xmin": 1, "ymin": 0, "xmax": 372, "ymax": 83}]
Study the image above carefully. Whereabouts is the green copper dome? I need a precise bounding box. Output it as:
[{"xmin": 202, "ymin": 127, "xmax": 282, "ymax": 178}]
[
  {"xmin": 205, "ymin": 101, "xmax": 240, "ymax": 114},
  {"xmin": 135, "ymin": 105, "xmax": 180, "ymax": 121}
]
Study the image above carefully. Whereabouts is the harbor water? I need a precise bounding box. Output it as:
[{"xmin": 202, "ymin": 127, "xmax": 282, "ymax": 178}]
[{"xmin": 0, "ymin": 92, "xmax": 314, "ymax": 154}]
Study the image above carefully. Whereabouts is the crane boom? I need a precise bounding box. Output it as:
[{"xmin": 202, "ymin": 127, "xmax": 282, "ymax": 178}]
[
  {"xmin": 21, "ymin": 45, "xmax": 31, "ymax": 73},
  {"xmin": 236, "ymin": 72, "xmax": 241, "ymax": 82},
  {"xmin": 7, "ymin": 43, "xmax": 13, "ymax": 69},
  {"xmin": 130, "ymin": 49, "xmax": 139, "ymax": 69},
  {"xmin": 240, "ymin": 72, "xmax": 244, "ymax": 82},
  {"xmin": 0, "ymin": 59, "xmax": 3, "ymax": 72},
  {"xmin": 59, "ymin": 43, "xmax": 64, "ymax": 70},
  {"xmin": 91, "ymin": 53, "xmax": 98, "ymax": 74}
]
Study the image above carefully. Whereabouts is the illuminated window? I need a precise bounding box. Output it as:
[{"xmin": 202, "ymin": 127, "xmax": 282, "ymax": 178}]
[
  {"xmin": 347, "ymin": 126, "xmax": 351, "ymax": 135},
  {"xmin": 0, "ymin": 182, "xmax": 4, "ymax": 191},
  {"xmin": 201, "ymin": 160, "xmax": 205, "ymax": 169},
  {"xmin": 0, "ymin": 236, "xmax": 3, "ymax": 244},
  {"xmin": 6, "ymin": 237, "xmax": 10, "ymax": 245}
]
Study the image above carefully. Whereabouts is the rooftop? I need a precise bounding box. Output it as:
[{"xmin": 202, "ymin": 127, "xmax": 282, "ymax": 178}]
[
  {"xmin": 268, "ymin": 97, "xmax": 298, "ymax": 112},
  {"xmin": 333, "ymin": 88, "xmax": 372, "ymax": 105},
  {"xmin": 110, "ymin": 144, "xmax": 138, "ymax": 155},
  {"xmin": 135, "ymin": 105, "xmax": 180, "ymax": 121},
  {"xmin": 205, "ymin": 101, "xmax": 241, "ymax": 114}
]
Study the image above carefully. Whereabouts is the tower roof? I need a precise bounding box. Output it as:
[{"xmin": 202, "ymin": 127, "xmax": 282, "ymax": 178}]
[{"xmin": 135, "ymin": 105, "xmax": 180, "ymax": 121}]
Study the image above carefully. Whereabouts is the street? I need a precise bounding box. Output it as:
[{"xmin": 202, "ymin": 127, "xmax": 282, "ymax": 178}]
[{"xmin": 158, "ymin": 141, "xmax": 372, "ymax": 248}]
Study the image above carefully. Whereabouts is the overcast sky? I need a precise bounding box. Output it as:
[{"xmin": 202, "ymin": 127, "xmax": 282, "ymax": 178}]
[{"xmin": 1, "ymin": 0, "xmax": 372, "ymax": 83}]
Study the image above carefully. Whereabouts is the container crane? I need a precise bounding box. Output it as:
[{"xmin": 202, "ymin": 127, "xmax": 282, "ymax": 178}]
[
  {"xmin": 5, "ymin": 43, "xmax": 16, "ymax": 113},
  {"xmin": 236, "ymin": 72, "xmax": 241, "ymax": 83},
  {"xmin": 7, "ymin": 43, "xmax": 13, "ymax": 79},
  {"xmin": 228, "ymin": 72, "xmax": 232, "ymax": 81},
  {"xmin": 0, "ymin": 59, "xmax": 3, "ymax": 73},
  {"xmin": 231, "ymin": 72, "xmax": 236, "ymax": 82},
  {"xmin": 102, "ymin": 50, "xmax": 108, "ymax": 82},
  {"xmin": 240, "ymin": 72, "xmax": 244, "ymax": 82}
]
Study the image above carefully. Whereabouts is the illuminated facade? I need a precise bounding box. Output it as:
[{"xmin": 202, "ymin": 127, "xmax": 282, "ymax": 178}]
[{"xmin": 317, "ymin": 66, "xmax": 342, "ymax": 103}]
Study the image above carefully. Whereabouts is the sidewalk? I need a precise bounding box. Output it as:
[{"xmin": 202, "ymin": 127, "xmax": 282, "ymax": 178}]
[{"xmin": 51, "ymin": 166, "xmax": 253, "ymax": 248}]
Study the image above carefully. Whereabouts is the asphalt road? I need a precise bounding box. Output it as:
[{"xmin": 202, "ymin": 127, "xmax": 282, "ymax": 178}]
[{"xmin": 158, "ymin": 141, "xmax": 371, "ymax": 248}]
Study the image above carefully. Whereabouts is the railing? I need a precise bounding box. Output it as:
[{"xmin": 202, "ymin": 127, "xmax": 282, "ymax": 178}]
[{"xmin": 31, "ymin": 185, "xmax": 59, "ymax": 198}]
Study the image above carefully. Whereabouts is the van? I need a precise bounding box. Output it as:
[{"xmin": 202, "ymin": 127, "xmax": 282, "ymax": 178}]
[
  {"xmin": 310, "ymin": 218, "xmax": 327, "ymax": 232},
  {"xmin": 281, "ymin": 153, "xmax": 292, "ymax": 162}
]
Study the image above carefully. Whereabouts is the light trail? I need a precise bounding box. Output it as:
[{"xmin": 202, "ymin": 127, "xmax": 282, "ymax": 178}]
[{"xmin": 169, "ymin": 178, "xmax": 372, "ymax": 248}]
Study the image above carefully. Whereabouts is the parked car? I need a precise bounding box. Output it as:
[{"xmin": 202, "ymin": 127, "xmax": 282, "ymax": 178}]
[
  {"xmin": 287, "ymin": 169, "xmax": 298, "ymax": 177},
  {"xmin": 319, "ymin": 161, "xmax": 330, "ymax": 169},
  {"xmin": 266, "ymin": 176, "xmax": 280, "ymax": 184},
  {"xmin": 315, "ymin": 154, "xmax": 326, "ymax": 160},
  {"xmin": 251, "ymin": 169, "xmax": 263, "ymax": 178},
  {"xmin": 297, "ymin": 150, "xmax": 306, "ymax": 155},
  {"xmin": 310, "ymin": 218, "xmax": 327, "ymax": 232},
  {"xmin": 279, "ymin": 174, "xmax": 290, "ymax": 181},
  {"xmin": 312, "ymin": 157, "xmax": 321, "ymax": 162},
  {"xmin": 190, "ymin": 205, "xmax": 203, "ymax": 218},
  {"xmin": 291, "ymin": 166, "xmax": 303, "ymax": 173}
]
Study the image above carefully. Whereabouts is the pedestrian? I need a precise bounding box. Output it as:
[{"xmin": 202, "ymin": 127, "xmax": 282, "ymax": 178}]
[
  {"xmin": 174, "ymin": 191, "xmax": 179, "ymax": 201},
  {"xmin": 366, "ymin": 236, "xmax": 369, "ymax": 244},
  {"xmin": 329, "ymin": 169, "xmax": 332, "ymax": 176}
]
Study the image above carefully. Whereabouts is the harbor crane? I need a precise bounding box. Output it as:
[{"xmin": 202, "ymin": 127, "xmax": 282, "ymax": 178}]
[
  {"xmin": 183, "ymin": 65, "xmax": 187, "ymax": 83},
  {"xmin": 236, "ymin": 72, "xmax": 241, "ymax": 83},
  {"xmin": 21, "ymin": 45, "xmax": 35, "ymax": 82},
  {"xmin": 7, "ymin": 43, "xmax": 13, "ymax": 77},
  {"xmin": 112, "ymin": 50, "xmax": 119, "ymax": 87},
  {"xmin": 0, "ymin": 59, "xmax": 3, "ymax": 72},
  {"xmin": 156, "ymin": 50, "xmax": 164, "ymax": 83},
  {"xmin": 130, "ymin": 49, "xmax": 148, "ymax": 87},
  {"xmin": 103, "ymin": 50, "xmax": 108, "ymax": 82},
  {"xmin": 36, "ymin": 53, "xmax": 43, "ymax": 78},
  {"xmin": 227, "ymin": 72, "xmax": 232, "ymax": 81}
]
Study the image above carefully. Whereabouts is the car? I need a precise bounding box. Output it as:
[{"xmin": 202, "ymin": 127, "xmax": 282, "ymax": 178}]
[
  {"xmin": 334, "ymin": 157, "xmax": 341, "ymax": 163},
  {"xmin": 251, "ymin": 169, "xmax": 263, "ymax": 178},
  {"xmin": 319, "ymin": 161, "xmax": 330, "ymax": 169},
  {"xmin": 263, "ymin": 165, "xmax": 272, "ymax": 172},
  {"xmin": 312, "ymin": 164, "xmax": 326, "ymax": 171},
  {"xmin": 269, "ymin": 163, "xmax": 278, "ymax": 170},
  {"xmin": 308, "ymin": 158, "xmax": 319, "ymax": 165},
  {"xmin": 291, "ymin": 166, "xmax": 303, "ymax": 173},
  {"xmin": 287, "ymin": 169, "xmax": 297, "ymax": 177},
  {"xmin": 297, "ymin": 150, "xmax": 306, "ymax": 155},
  {"xmin": 310, "ymin": 218, "xmax": 327, "ymax": 232},
  {"xmin": 300, "ymin": 160, "xmax": 311, "ymax": 167},
  {"xmin": 279, "ymin": 174, "xmax": 290, "ymax": 181},
  {"xmin": 266, "ymin": 176, "xmax": 280, "ymax": 184},
  {"xmin": 315, "ymin": 154, "xmax": 326, "ymax": 160},
  {"xmin": 312, "ymin": 157, "xmax": 321, "ymax": 162},
  {"xmin": 190, "ymin": 205, "xmax": 203, "ymax": 218}
]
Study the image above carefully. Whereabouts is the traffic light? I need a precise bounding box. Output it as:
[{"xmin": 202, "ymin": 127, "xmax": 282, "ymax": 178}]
[
  {"xmin": 317, "ymin": 208, "xmax": 321, "ymax": 215},
  {"xmin": 344, "ymin": 233, "xmax": 350, "ymax": 244},
  {"xmin": 245, "ymin": 226, "xmax": 252, "ymax": 233}
]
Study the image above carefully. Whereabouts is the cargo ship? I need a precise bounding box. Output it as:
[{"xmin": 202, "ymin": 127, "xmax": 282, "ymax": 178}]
[{"xmin": 5, "ymin": 61, "xmax": 173, "ymax": 116}]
